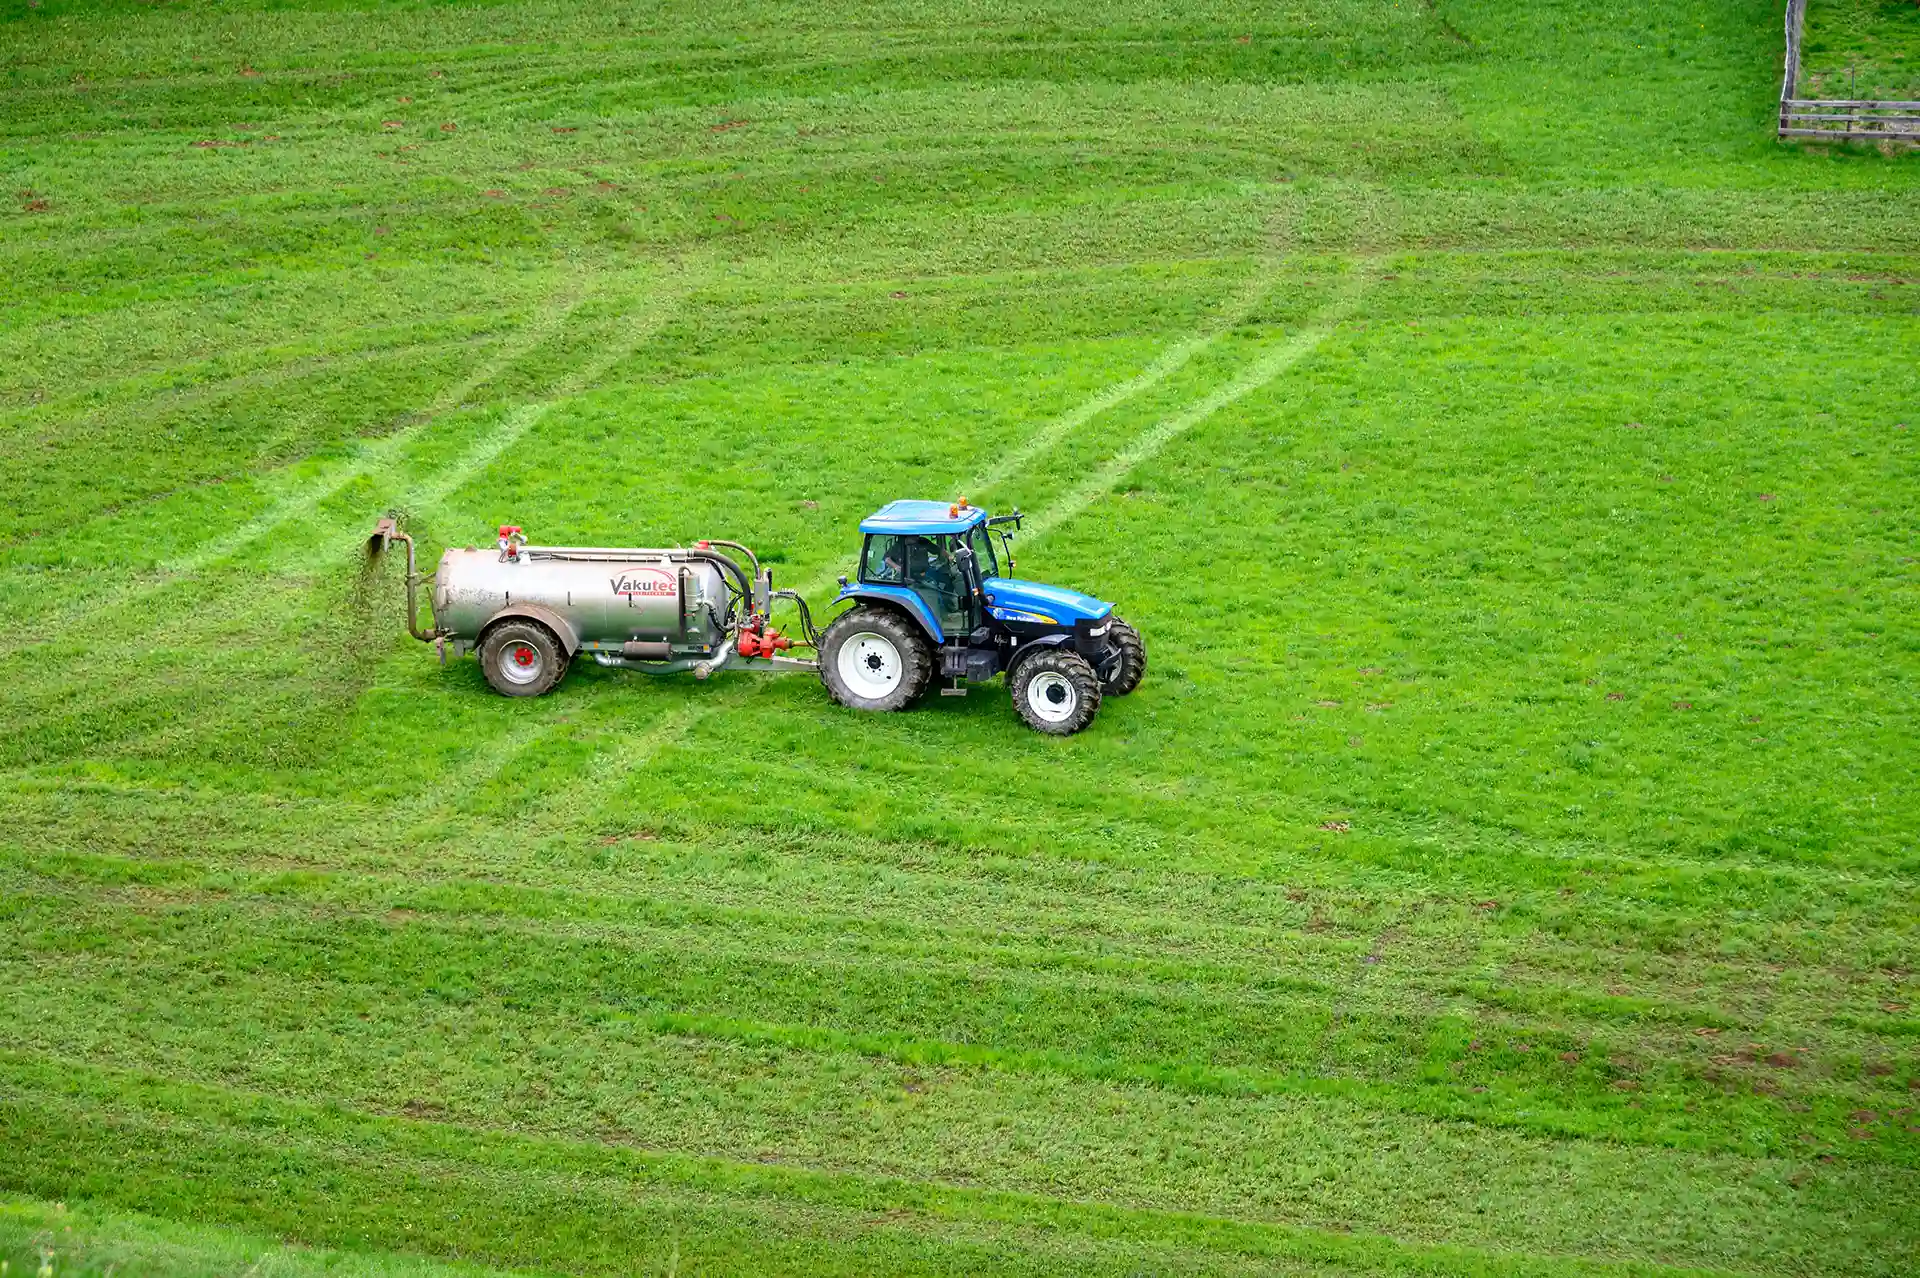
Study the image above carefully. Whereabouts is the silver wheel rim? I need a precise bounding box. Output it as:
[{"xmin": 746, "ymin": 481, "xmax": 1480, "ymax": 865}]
[
  {"xmin": 1027, "ymin": 670, "xmax": 1078, "ymax": 723},
  {"xmin": 837, "ymin": 630, "xmax": 903, "ymax": 698},
  {"xmin": 499, "ymin": 638, "xmax": 546, "ymax": 686}
]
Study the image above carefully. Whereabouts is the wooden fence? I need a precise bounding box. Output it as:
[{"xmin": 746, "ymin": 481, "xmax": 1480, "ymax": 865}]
[{"xmin": 1778, "ymin": 0, "xmax": 1920, "ymax": 143}]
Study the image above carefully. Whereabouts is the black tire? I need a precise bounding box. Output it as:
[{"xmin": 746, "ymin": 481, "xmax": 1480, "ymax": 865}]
[
  {"xmin": 479, "ymin": 619, "xmax": 568, "ymax": 697},
  {"xmin": 1101, "ymin": 615, "xmax": 1146, "ymax": 696},
  {"xmin": 1010, "ymin": 648, "xmax": 1101, "ymax": 735},
  {"xmin": 818, "ymin": 605, "xmax": 933, "ymax": 712}
]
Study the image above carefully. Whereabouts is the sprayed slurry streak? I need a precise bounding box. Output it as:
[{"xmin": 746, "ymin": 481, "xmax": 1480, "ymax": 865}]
[
  {"xmin": 0, "ymin": 332, "xmax": 491, "ymax": 447},
  {"xmin": 0, "ymin": 276, "xmax": 703, "ymax": 777},
  {"xmin": 99, "ymin": 273, "xmax": 703, "ymax": 802}
]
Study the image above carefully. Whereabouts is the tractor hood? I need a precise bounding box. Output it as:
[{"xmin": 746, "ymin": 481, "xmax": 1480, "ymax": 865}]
[{"xmin": 982, "ymin": 577, "xmax": 1112, "ymax": 626}]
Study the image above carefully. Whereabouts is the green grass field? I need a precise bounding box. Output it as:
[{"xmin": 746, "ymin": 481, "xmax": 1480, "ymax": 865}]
[
  {"xmin": 3, "ymin": 0, "xmax": 1918, "ymax": 1273},
  {"xmin": 1801, "ymin": 0, "xmax": 1920, "ymax": 100}
]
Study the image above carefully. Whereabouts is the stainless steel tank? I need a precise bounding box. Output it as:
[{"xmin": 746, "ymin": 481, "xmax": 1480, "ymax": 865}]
[{"xmin": 433, "ymin": 544, "xmax": 736, "ymax": 659}]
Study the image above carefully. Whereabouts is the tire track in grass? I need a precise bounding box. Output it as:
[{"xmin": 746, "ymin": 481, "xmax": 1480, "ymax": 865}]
[
  {"xmin": 465, "ymin": 262, "xmax": 1291, "ymax": 817},
  {"xmin": 1018, "ymin": 259, "xmax": 1376, "ymax": 547},
  {"xmin": 0, "ymin": 268, "xmax": 698, "ymax": 771},
  {"xmin": 396, "ymin": 689, "xmax": 713, "ymax": 823},
  {"xmin": 507, "ymin": 261, "xmax": 1366, "ymax": 829},
  {"xmin": 533, "ymin": 692, "xmax": 752, "ymax": 827},
  {"xmin": 4, "ymin": 278, "xmax": 590, "ymax": 651},
  {"xmin": 379, "ymin": 266, "xmax": 713, "ymax": 814},
  {"xmin": 417, "ymin": 681, "xmax": 754, "ymax": 831},
  {"xmin": 380, "ymin": 259, "xmax": 703, "ymax": 523},
  {"xmin": 952, "ymin": 258, "xmax": 1289, "ymax": 505},
  {"xmin": 165, "ymin": 277, "xmax": 592, "ymax": 578}
]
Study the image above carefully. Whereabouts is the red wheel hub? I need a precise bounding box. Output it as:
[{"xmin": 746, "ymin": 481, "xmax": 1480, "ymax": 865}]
[{"xmin": 512, "ymin": 645, "xmax": 535, "ymax": 666}]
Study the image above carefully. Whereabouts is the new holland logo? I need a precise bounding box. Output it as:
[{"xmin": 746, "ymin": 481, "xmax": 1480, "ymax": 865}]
[
  {"xmin": 611, "ymin": 568, "xmax": 675, "ymax": 598},
  {"xmin": 991, "ymin": 606, "xmax": 1057, "ymax": 626}
]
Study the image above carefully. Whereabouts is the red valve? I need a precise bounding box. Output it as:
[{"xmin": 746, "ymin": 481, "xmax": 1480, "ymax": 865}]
[
  {"xmin": 696, "ymin": 539, "xmax": 711, "ymax": 549},
  {"xmin": 736, "ymin": 627, "xmax": 794, "ymax": 659},
  {"xmin": 499, "ymin": 525, "xmax": 522, "ymax": 538}
]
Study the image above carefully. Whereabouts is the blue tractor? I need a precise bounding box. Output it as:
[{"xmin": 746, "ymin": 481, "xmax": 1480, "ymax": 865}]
[{"xmin": 819, "ymin": 499, "xmax": 1145, "ymax": 734}]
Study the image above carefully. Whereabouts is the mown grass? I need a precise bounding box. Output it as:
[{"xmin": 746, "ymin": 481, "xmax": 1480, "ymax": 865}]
[
  {"xmin": 2, "ymin": 0, "xmax": 1917, "ymax": 1274},
  {"xmin": 0, "ymin": 1197, "xmax": 531, "ymax": 1278}
]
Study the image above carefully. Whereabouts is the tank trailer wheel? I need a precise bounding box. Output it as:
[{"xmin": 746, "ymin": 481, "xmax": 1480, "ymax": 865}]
[
  {"xmin": 1101, "ymin": 615, "xmax": 1147, "ymax": 696},
  {"xmin": 819, "ymin": 605, "xmax": 933, "ymax": 712},
  {"xmin": 479, "ymin": 619, "xmax": 569, "ymax": 697},
  {"xmin": 1010, "ymin": 649, "xmax": 1102, "ymax": 735}
]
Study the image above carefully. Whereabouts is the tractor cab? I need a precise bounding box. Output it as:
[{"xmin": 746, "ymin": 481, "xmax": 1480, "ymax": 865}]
[
  {"xmin": 823, "ymin": 499, "xmax": 1145, "ymax": 734},
  {"xmin": 852, "ymin": 499, "xmax": 997, "ymax": 638}
]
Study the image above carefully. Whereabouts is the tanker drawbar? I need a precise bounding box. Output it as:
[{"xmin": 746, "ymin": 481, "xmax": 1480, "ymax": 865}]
[{"xmin": 368, "ymin": 503, "xmax": 1145, "ymax": 734}]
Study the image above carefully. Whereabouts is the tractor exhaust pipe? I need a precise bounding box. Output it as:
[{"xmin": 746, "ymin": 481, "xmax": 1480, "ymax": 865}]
[{"xmin": 367, "ymin": 516, "xmax": 438, "ymax": 644}]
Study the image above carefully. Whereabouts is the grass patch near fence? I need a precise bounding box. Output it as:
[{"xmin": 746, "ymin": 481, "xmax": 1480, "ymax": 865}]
[{"xmin": 1802, "ymin": 0, "xmax": 1920, "ymax": 99}]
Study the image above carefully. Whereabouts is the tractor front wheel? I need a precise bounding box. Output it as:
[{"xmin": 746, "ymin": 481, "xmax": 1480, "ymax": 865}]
[
  {"xmin": 819, "ymin": 605, "xmax": 933, "ymax": 712},
  {"xmin": 1010, "ymin": 649, "xmax": 1102, "ymax": 735},
  {"xmin": 1101, "ymin": 615, "xmax": 1146, "ymax": 696}
]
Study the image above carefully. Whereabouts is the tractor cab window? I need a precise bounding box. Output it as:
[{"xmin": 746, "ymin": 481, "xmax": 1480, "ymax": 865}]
[
  {"xmin": 864, "ymin": 534, "xmax": 962, "ymax": 593},
  {"xmin": 966, "ymin": 525, "xmax": 999, "ymax": 579},
  {"xmin": 864, "ymin": 534, "xmax": 970, "ymax": 634}
]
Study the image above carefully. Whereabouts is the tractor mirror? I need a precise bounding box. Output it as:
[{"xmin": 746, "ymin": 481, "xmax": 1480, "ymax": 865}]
[{"xmin": 954, "ymin": 544, "xmax": 978, "ymax": 590}]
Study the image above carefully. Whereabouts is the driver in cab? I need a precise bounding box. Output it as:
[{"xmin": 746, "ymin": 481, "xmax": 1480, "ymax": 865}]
[{"xmin": 877, "ymin": 535, "xmax": 962, "ymax": 597}]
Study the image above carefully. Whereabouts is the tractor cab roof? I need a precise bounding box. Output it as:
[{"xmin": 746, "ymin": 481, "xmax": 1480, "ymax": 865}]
[{"xmin": 859, "ymin": 499, "xmax": 989, "ymax": 536}]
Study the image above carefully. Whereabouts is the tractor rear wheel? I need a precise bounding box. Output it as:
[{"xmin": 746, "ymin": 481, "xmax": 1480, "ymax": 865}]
[
  {"xmin": 819, "ymin": 605, "xmax": 933, "ymax": 712},
  {"xmin": 1101, "ymin": 615, "xmax": 1146, "ymax": 696},
  {"xmin": 479, "ymin": 618, "xmax": 568, "ymax": 697},
  {"xmin": 1010, "ymin": 648, "xmax": 1101, "ymax": 735}
]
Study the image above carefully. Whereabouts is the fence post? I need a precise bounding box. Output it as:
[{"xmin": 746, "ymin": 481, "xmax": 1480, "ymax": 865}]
[{"xmin": 1779, "ymin": 0, "xmax": 1806, "ymax": 136}]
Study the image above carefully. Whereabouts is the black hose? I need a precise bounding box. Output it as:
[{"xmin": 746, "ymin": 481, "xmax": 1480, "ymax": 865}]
[
  {"xmin": 771, "ymin": 588, "xmax": 819, "ymax": 646},
  {"xmin": 687, "ymin": 548, "xmax": 752, "ymax": 605},
  {"xmin": 699, "ymin": 539, "xmax": 762, "ymax": 582}
]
